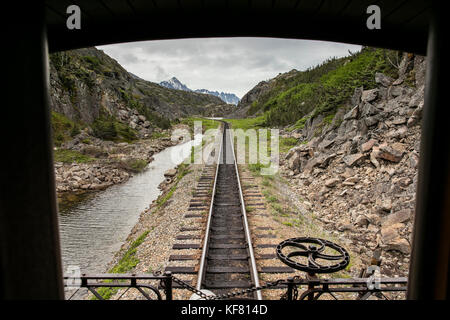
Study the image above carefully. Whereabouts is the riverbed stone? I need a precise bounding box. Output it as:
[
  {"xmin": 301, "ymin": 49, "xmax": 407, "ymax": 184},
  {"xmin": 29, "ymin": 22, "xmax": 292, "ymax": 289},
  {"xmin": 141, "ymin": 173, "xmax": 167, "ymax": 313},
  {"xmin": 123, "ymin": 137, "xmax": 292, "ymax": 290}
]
[{"xmin": 164, "ymin": 169, "xmax": 177, "ymax": 177}]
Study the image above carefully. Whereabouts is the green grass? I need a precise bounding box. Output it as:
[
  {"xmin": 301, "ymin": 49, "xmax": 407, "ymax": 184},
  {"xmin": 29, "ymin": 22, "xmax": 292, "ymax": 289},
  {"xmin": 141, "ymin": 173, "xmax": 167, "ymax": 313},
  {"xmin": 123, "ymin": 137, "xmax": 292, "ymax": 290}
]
[
  {"xmin": 151, "ymin": 131, "xmax": 169, "ymax": 139},
  {"xmin": 262, "ymin": 178, "xmax": 271, "ymax": 186},
  {"xmin": 93, "ymin": 230, "xmax": 150, "ymax": 300},
  {"xmin": 248, "ymin": 163, "xmax": 268, "ymax": 174},
  {"xmin": 54, "ymin": 149, "xmax": 94, "ymax": 163},
  {"xmin": 121, "ymin": 159, "xmax": 148, "ymax": 173},
  {"xmin": 181, "ymin": 117, "xmax": 220, "ymax": 133},
  {"xmin": 271, "ymin": 203, "xmax": 284, "ymax": 215},
  {"xmin": 279, "ymin": 137, "xmax": 298, "ymax": 153},
  {"xmin": 91, "ymin": 117, "xmax": 138, "ymax": 143},
  {"xmin": 289, "ymin": 116, "xmax": 310, "ymax": 131},
  {"xmin": 323, "ymin": 113, "xmax": 335, "ymax": 125},
  {"xmin": 224, "ymin": 116, "xmax": 265, "ymax": 131},
  {"xmin": 155, "ymin": 163, "xmax": 191, "ymax": 211}
]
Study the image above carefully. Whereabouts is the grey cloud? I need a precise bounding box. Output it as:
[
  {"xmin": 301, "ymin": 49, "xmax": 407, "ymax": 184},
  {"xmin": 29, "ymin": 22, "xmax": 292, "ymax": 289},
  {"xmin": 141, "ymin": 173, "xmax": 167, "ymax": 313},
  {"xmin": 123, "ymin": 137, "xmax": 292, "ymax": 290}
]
[
  {"xmin": 98, "ymin": 38, "xmax": 361, "ymax": 98},
  {"xmin": 120, "ymin": 52, "xmax": 142, "ymax": 64}
]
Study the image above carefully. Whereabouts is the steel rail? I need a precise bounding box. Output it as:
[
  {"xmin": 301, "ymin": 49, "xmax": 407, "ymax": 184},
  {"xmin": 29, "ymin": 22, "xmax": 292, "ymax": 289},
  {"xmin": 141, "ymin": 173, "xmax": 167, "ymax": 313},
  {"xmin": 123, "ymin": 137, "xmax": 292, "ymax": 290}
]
[
  {"xmin": 228, "ymin": 126, "xmax": 262, "ymax": 300},
  {"xmin": 195, "ymin": 123, "xmax": 223, "ymax": 291}
]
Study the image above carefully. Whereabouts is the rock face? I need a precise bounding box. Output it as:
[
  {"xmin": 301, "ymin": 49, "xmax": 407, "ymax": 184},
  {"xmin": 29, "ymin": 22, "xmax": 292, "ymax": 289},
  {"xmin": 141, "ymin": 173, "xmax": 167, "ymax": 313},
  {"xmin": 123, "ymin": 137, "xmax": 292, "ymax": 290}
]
[{"xmin": 280, "ymin": 54, "xmax": 426, "ymax": 278}]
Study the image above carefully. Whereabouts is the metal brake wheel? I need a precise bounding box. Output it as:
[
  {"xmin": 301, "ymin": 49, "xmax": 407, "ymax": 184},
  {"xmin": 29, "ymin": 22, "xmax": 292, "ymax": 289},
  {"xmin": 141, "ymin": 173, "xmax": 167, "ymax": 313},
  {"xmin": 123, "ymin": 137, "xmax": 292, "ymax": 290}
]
[{"xmin": 276, "ymin": 237, "xmax": 350, "ymax": 274}]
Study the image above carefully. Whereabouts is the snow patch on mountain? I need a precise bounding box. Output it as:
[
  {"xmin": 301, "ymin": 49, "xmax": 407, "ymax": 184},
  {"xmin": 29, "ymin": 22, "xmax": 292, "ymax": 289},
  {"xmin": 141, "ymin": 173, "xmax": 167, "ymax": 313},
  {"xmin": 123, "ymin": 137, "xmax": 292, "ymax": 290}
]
[
  {"xmin": 159, "ymin": 77, "xmax": 191, "ymax": 92},
  {"xmin": 159, "ymin": 77, "xmax": 240, "ymax": 105}
]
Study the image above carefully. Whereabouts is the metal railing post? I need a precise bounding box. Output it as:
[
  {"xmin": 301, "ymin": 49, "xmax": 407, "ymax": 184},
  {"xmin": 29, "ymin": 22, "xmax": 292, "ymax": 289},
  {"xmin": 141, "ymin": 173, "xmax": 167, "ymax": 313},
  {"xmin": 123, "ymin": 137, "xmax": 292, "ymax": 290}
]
[
  {"xmin": 287, "ymin": 277, "xmax": 294, "ymax": 301},
  {"xmin": 164, "ymin": 271, "xmax": 173, "ymax": 300}
]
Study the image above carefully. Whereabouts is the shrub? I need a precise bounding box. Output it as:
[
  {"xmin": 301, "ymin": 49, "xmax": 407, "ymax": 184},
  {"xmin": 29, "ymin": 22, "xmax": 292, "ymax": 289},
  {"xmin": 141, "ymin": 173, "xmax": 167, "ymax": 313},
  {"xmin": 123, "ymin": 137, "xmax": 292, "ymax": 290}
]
[{"xmin": 91, "ymin": 117, "xmax": 137, "ymax": 142}]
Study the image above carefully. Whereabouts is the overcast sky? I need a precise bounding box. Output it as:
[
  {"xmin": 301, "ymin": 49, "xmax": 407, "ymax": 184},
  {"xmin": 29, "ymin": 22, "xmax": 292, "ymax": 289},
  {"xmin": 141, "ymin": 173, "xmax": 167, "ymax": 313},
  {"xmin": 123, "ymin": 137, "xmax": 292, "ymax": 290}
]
[{"xmin": 98, "ymin": 38, "xmax": 361, "ymax": 98}]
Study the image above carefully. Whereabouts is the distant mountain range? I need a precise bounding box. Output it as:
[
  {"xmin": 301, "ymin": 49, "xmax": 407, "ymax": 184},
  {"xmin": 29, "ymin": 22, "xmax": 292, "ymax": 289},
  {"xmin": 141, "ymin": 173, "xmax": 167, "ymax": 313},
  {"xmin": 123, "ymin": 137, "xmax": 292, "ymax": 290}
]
[{"xmin": 159, "ymin": 77, "xmax": 240, "ymax": 105}]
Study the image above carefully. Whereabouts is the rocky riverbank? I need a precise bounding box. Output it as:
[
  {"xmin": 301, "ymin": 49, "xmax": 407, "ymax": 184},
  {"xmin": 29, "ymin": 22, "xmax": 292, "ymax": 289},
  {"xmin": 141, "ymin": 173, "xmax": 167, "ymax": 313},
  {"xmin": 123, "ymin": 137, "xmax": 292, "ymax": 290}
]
[
  {"xmin": 54, "ymin": 125, "xmax": 188, "ymax": 195},
  {"xmin": 279, "ymin": 54, "xmax": 426, "ymax": 278}
]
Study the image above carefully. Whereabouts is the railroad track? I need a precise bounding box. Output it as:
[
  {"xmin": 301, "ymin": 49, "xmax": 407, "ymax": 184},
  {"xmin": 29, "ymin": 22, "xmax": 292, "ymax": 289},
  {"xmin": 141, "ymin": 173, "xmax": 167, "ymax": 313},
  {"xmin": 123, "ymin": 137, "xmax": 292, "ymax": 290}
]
[
  {"xmin": 194, "ymin": 122, "xmax": 261, "ymax": 299},
  {"xmin": 165, "ymin": 121, "xmax": 296, "ymax": 299}
]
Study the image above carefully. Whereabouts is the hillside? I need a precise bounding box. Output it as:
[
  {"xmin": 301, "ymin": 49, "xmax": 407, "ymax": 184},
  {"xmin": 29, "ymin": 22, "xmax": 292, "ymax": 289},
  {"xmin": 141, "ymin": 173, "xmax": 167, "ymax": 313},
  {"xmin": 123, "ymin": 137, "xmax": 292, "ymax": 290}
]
[
  {"xmin": 231, "ymin": 48, "xmax": 409, "ymax": 128},
  {"xmin": 265, "ymin": 52, "xmax": 424, "ymax": 280},
  {"xmin": 49, "ymin": 47, "xmax": 232, "ymax": 145}
]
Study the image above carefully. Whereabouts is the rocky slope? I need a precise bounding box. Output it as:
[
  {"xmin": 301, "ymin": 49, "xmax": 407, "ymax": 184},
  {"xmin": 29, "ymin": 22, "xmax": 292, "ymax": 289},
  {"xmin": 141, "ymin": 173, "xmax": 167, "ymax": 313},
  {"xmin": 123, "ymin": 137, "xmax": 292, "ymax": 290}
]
[{"xmin": 280, "ymin": 53, "xmax": 425, "ymax": 278}]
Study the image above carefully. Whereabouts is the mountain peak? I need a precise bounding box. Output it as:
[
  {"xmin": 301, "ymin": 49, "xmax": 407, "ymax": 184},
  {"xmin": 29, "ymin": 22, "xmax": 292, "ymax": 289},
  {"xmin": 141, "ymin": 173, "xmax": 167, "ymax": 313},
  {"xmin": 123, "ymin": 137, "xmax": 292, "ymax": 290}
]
[
  {"xmin": 160, "ymin": 77, "xmax": 191, "ymax": 92},
  {"xmin": 159, "ymin": 77, "xmax": 240, "ymax": 105}
]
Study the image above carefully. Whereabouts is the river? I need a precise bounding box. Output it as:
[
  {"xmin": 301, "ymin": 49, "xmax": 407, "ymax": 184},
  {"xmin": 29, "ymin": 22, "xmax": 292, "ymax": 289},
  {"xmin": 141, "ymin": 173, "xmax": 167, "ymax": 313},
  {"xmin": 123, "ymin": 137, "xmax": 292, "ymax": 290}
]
[{"xmin": 58, "ymin": 136, "xmax": 200, "ymax": 275}]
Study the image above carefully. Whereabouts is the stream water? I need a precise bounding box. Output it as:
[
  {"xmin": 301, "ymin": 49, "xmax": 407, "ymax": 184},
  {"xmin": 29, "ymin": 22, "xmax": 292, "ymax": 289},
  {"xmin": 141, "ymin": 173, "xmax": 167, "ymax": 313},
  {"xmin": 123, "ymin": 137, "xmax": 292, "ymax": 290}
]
[{"xmin": 58, "ymin": 136, "xmax": 200, "ymax": 274}]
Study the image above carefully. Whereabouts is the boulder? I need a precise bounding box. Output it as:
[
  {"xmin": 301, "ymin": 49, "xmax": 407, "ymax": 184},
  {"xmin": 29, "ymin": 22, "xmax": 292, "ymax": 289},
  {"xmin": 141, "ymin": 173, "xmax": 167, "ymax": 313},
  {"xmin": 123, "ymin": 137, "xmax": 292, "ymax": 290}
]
[
  {"xmin": 344, "ymin": 176, "xmax": 359, "ymax": 184},
  {"xmin": 382, "ymin": 209, "xmax": 411, "ymax": 226},
  {"xmin": 343, "ymin": 106, "xmax": 359, "ymax": 120},
  {"xmin": 351, "ymin": 87, "xmax": 364, "ymax": 105},
  {"xmin": 389, "ymin": 86, "xmax": 412, "ymax": 98},
  {"xmin": 355, "ymin": 215, "xmax": 370, "ymax": 227},
  {"xmin": 337, "ymin": 223, "xmax": 355, "ymax": 232},
  {"xmin": 287, "ymin": 153, "xmax": 301, "ymax": 171},
  {"xmin": 343, "ymin": 153, "xmax": 366, "ymax": 167},
  {"xmin": 285, "ymin": 145, "xmax": 314, "ymax": 172},
  {"xmin": 407, "ymin": 103, "xmax": 423, "ymax": 127},
  {"xmin": 129, "ymin": 121, "xmax": 137, "ymax": 129},
  {"xmin": 313, "ymin": 153, "xmax": 337, "ymax": 169},
  {"xmin": 408, "ymin": 89, "xmax": 424, "ymax": 108},
  {"xmin": 381, "ymin": 223, "xmax": 404, "ymax": 243},
  {"xmin": 377, "ymin": 143, "xmax": 405, "ymax": 163},
  {"xmin": 379, "ymin": 198, "xmax": 393, "ymax": 213},
  {"xmin": 164, "ymin": 168, "xmax": 177, "ymax": 177},
  {"xmin": 361, "ymin": 103, "xmax": 378, "ymax": 117},
  {"xmin": 386, "ymin": 126, "xmax": 408, "ymax": 139},
  {"xmin": 318, "ymin": 139, "xmax": 334, "ymax": 150},
  {"xmin": 367, "ymin": 214, "xmax": 381, "ymax": 226},
  {"xmin": 409, "ymin": 152, "xmax": 419, "ymax": 169},
  {"xmin": 392, "ymin": 117, "xmax": 407, "ymax": 125},
  {"xmin": 384, "ymin": 238, "xmax": 410, "ymax": 254},
  {"xmin": 361, "ymin": 89, "xmax": 379, "ymax": 103},
  {"xmin": 364, "ymin": 115, "xmax": 380, "ymax": 127},
  {"xmin": 375, "ymin": 73, "xmax": 394, "ymax": 87},
  {"xmin": 361, "ymin": 139, "xmax": 377, "ymax": 153},
  {"xmin": 325, "ymin": 178, "xmax": 340, "ymax": 188}
]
